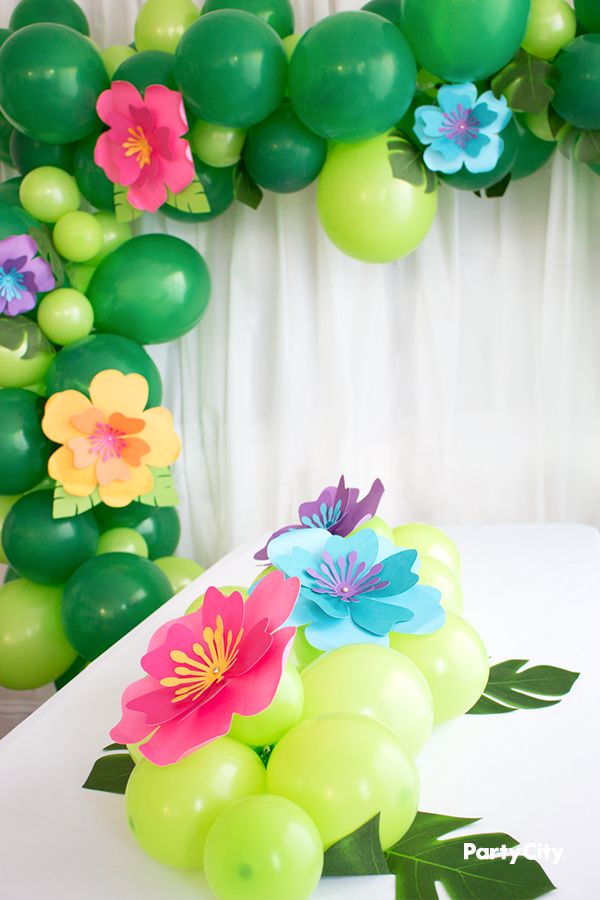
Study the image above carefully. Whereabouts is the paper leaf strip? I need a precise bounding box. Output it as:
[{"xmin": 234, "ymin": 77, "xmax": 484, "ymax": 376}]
[
  {"xmin": 114, "ymin": 184, "xmax": 144, "ymax": 223},
  {"xmin": 82, "ymin": 753, "xmax": 135, "ymax": 794},
  {"xmin": 165, "ymin": 174, "xmax": 211, "ymax": 214},
  {"xmin": 52, "ymin": 483, "xmax": 101, "ymax": 519},
  {"xmin": 323, "ymin": 815, "xmax": 390, "ymax": 876},
  {"xmin": 468, "ymin": 659, "xmax": 580, "ymax": 715},
  {"xmin": 137, "ymin": 466, "xmax": 178, "ymax": 507}
]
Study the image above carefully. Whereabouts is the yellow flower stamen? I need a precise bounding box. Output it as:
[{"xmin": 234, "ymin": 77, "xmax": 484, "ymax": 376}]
[
  {"xmin": 160, "ymin": 615, "xmax": 244, "ymax": 703},
  {"xmin": 122, "ymin": 126, "xmax": 152, "ymax": 169}
]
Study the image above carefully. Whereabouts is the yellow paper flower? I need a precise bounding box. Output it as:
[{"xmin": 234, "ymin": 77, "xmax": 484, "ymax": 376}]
[{"xmin": 42, "ymin": 369, "xmax": 180, "ymax": 508}]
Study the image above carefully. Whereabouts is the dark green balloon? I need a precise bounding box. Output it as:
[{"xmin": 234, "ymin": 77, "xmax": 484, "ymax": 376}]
[
  {"xmin": 0, "ymin": 198, "xmax": 37, "ymax": 237},
  {"xmin": 589, "ymin": 162, "xmax": 600, "ymax": 176},
  {"xmin": 54, "ymin": 654, "xmax": 86, "ymax": 690},
  {"xmin": 575, "ymin": 0, "xmax": 600, "ymax": 33},
  {"xmin": 0, "ymin": 24, "xmax": 107, "ymax": 144},
  {"xmin": 201, "ymin": 0, "xmax": 294, "ymax": 39},
  {"xmin": 10, "ymin": 0, "xmax": 89, "ymax": 35},
  {"xmin": 94, "ymin": 502, "xmax": 181, "ymax": 559},
  {"xmin": 552, "ymin": 35, "xmax": 600, "ymax": 131},
  {"xmin": 45, "ymin": 333, "xmax": 163, "ymax": 407},
  {"xmin": 441, "ymin": 118, "xmax": 520, "ymax": 191},
  {"xmin": 2, "ymin": 490, "xmax": 99, "ymax": 585},
  {"xmin": 0, "ymin": 177, "xmax": 22, "ymax": 206},
  {"xmin": 512, "ymin": 114, "xmax": 556, "ymax": 181},
  {"xmin": 0, "ymin": 113, "xmax": 12, "ymax": 165},
  {"xmin": 161, "ymin": 156, "xmax": 234, "ymax": 222},
  {"xmin": 112, "ymin": 50, "xmax": 176, "ymax": 92},
  {"xmin": 62, "ymin": 553, "xmax": 172, "ymax": 660},
  {"xmin": 3, "ymin": 567, "xmax": 20, "ymax": 584},
  {"xmin": 73, "ymin": 131, "xmax": 115, "ymax": 211},
  {"xmin": 87, "ymin": 234, "xmax": 211, "ymax": 344},
  {"xmin": 400, "ymin": 0, "xmax": 530, "ymax": 83},
  {"xmin": 0, "ymin": 389, "xmax": 51, "ymax": 494},
  {"xmin": 289, "ymin": 12, "xmax": 416, "ymax": 142},
  {"xmin": 244, "ymin": 100, "xmax": 327, "ymax": 193},
  {"xmin": 175, "ymin": 9, "xmax": 288, "ymax": 128},
  {"xmin": 0, "ymin": 29, "xmax": 11, "ymax": 48},
  {"xmin": 362, "ymin": 0, "xmax": 401, "ymax": 27},
  {"xmin": 10, "ymin": 130, "xmax": 75, "ymax": 175}
]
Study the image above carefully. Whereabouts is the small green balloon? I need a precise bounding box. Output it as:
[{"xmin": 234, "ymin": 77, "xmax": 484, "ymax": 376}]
[
  {"xmin": 189, "ymin": 119, "xmax": 246, "ymax": 168},
  {"xmin": 112, "ymin": 49, "xmax": 177, "ymax": 92},
  {"xmin": 2, "ymin": 489, "xmax": 99, "ymax": 586},
  {"xmin": 126, "ymin": 737, "xmax": 266, "ymax": 868},
  {"xmin": 85, "ymin": 211, "xmax": 131, "ymax": 267},
  {"xmin": 393, "ymin": 523, "xmax": 461, "ymax": 575},
  {"xmin": 522, "ymin": 0, "xmax": 577, "ymax": 61},
  {"xmin": 512, "ymin": 113, "xmax": 556, "ymax": 180},
  {"xmin": 135, "ymin": 0, "xmax": 199, "ymax": 54},
  {"xmin": 418, "ymin": 555, "xmax": 464, "ymax": 614},
  {"xmin": 0, "ymin": 579, "xmax": 77, "ymax": 690},
  {"xmin": 37, "ymin": 288, "xmax": 94, "ymax": 345},
  {"xmin": 153, "ymin": 555, "xmax": 204, "ymax": 593},
  {"xmin": 201, "ymin": 0, "xmax": 295, "ymax": 39},
  {"xmin": 362, "ymin": 0, "xmax": 402, "ymax": 27},
  {"xmin": 552, "ymin": 35, "xmax": 600, "ymax": 131},
  {"xmin": 203, "ymin": 795, "xmax": 323, "ymax": 900},
  {"xmin": 287, "ymin": 625, "xmax": 323, "ymax": 670},
  {"xmin": 96, "ymin": 527, "xmax": 149, "ymax": 557},
  {"xmin": 10, "ymin": 0, "xmax": 89, "ymax": 34},
  {"xmin": 9, "ymin": 131, "xmax": 76, "ymax": 176},
  {"xmin": 0, "ymin": 316, "xmax": 55, "ymax": 388},
  {"xmin": 73, "ymin": 131, "xmax": 115, "ymax": 211},
  {"xmin": 161, "ymin": 157, "xmax": 234, "ymax": 222},
  {"xmin": 100, "ymin": 44, "xmax": 136, "ymax": 79},
  {"xmin": 19, "ymin": 166, "xmax": 80, "ymax": 224},
  {"xmin": 61, "ymin": 552, "xmax": 172, "ymax": 659},
  {"xmin": 441, "ymin": 118, "xmax": 520, "ymax": 191},
  {"xmin": 230, "ymin": 664, "xmax": 304, "ymax": 746},
  {"xmin": 52, "ymin": 211, "xmax": 103, "ymax": 263},
  {"xmin": 574, "ymin": 0, "xmax": 600, "ymax": 33},
  {"xmin": 0, "ymin": 389, "xmax": 51, "ymax": 494},
  {"xmin": 352, "ymin": 515, "xmax": 395, "ymax": 543},
  {"xmin": 93, "ymin": 501, "xmax": 180, "ymax": 559}
]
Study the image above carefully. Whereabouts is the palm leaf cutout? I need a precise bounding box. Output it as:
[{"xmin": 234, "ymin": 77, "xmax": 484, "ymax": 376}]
[
  {"xmin": 557, "ymin": 126, "xmax": 600, "ymax": 166},
  {"xmin": 0, "ymin": 316, "xmax": 53, "ymax": 360},
  {"xmin": 387, "ymin": 130, "xmax": 437, "ymax": 194},
  {"xmin": 113, "ymin": 184, "xmax": 143, "ymax": 223},
  {"xmin": 52, "ymin": 483, "xmax": 101, "ymax": 519},
  {"xmin": 137, "ymin": 466, "xmax": 178, "ymax": 507},
  {"xmin": 491, "ymin": 50, "xmax": 559, "ymax": 114},
  {"xmin": 82, "ymin": 753, "xmax": 134, "ymax": 794},
  {"xmin": 468, "ymin": 659, "xmax": 579, "ymax": 715},
  {"xmin": 323, "ymin": 815, "xmax": 389, "ymax": 876},
  {"xmin": 234, "ymin": 161, "xmax": 263, "ymax": 209},
  {"xmin": 28, "ymin": 224, "xmax": 65, "ymax": 287},
  {"xmin": 165, "ymin": 174, "xmax": 211, "ymax": 214}
]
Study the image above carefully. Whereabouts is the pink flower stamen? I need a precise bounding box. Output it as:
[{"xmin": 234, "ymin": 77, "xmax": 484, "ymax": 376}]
[
  {"xmin": 88, "ymin": 421, "xmax": 128, "ymax": 462},
  {"xmin": 122, "ymin": 125, "xmax": 152, "ymax": 169}
]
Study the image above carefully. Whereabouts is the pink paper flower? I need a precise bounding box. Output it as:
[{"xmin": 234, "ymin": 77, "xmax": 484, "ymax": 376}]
[
  {"xmin": 111, "ymin": 571, "xmax": 299, "ymax": 765},
  {"xmin": 94, "ymin": 81, "xmax": 195, "ymax": 213}
]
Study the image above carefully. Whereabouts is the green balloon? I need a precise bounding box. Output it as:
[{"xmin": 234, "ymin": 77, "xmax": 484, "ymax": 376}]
[
  {"xmin": 0, "ymin": 29, "xmax": 11, "ymax": 48},
  {"xmin": 393, "ymin": 523, "xmax": 461, "ymax": 575},
  {"xmin": 189, "ymin": 119, "xmax": 246, "ymax": 168},
  {"xmin": 0, "ymin": 198, "xmax": 37, "ymax": 238},
  {"xmin": 400, "ymin": 0, "xmax": 531, "ymax": 83},
  {"xmin": 0, "ymin": 176, "xmax": 22, "ymax": 207},
  {"xmin": 575, "ymin": 0, "xmax": 600, "ymax": 32},
  {"xmin": 93, "ymin": 501, "xmax": 180, "ymax": 559},
  {"xmin": 0, "ymin": 316, "xmax": 55, "ymax": 388},
  {"xmin": 62, "ymin": 552, "xmax": 172, "ymax": 660},
  {"xmin": 0, "ymin": 579, "xmax": 77, "ymax": 690},
  {"xmin": 0, "ymin": 113, "xmax": 12, "ymax": 165},
  {"xmin": 0, "ymin": 390, "xmax": 51, "ymax": 494},
  {"xmin": 244, "ymin": 100, "xmax": 327, "ymax": 193},
  {"xmin": 290, "ymin": 12, "xmax": 416, "ymax": 142},
  {"xmin": 0, "ymin": 24, "xmax": 107, "ymax": 143},
  {"xmin": 362, "ymin": 0, "xmax": 402, "ymax": 27},
  {"xmin": 96, "ymin": 527, "xmax": 149, "ymax": 557},
  {"xmin": 3, "ymin": 490, "xmax": 99, "ymax": 585},
  {"xmin": 73, "ymin": 131, "xmax": 115, "ymax": 211},
  {"xmin": 112, "ymin": 50, "xmax": 177, "ymax": 92},
  {"xmin": 10, "ymin": 0, "xmax": 89, "ymax": 34},
  {"xmin": 201, "ymin": 0, "xmax": 295, "ymax": 39},
  {"xmin": 54, "ymin": 653, "xmax": 87, "ymax": 689},
  {"xmin": 441, "ymin": 117, "xmax": 520, "ymax": 191},
  {"xmin": 175, "ymin": 10, "xmax": 288, "ymax": 128},
  {"xmin": 552, "ymin": 35, "xmax": 600, "ymax": 131},
  {"xmin": 512, "ymin": 113, "xmax": 556, "ymax": 180},
  {"xmin": 418, "ymin": 555, "xmax": 464, "ymax": 614},
  {"xmin": 87, "ymin": 234, "xmax": 211, "ymax": 344},
  {"xmin": 161, "ymin": 156, "xmax": 234, "ymax": 222},
  {"xmin": 589, "ymin": 162, "xmax": 600, "ymax": 176},
  {"xmin": 45, "ymin": 333, "xmax": 163, "ymax": 407},
  {"xmin": 9, "ymin": 130, "xmax": 75, "ymax": 175},
  {"xmin": 229, "ymin": 664, "xmax": 304, "ymax": 746},
  {"xmin": 3, "ymin": 567, "xmax": 20, "ymax": 584},
  {"xmin": 153, "ymin": 555, "xmax": 204, "ymax": 592}
]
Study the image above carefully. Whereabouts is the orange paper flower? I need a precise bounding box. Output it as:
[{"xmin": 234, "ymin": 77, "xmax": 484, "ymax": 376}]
[{"xmin": 42, "ymin": 370, "xmax": 180, "ymax": 508}]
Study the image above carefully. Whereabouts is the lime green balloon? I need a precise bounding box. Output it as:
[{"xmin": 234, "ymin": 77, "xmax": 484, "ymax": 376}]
[
  {"xmin": 19, "ymin": 167, "xmax": 80, "ymax": 224},
  {"xmin": 189, "ymin": 119, "xmax": 246, "ymax": 168},
  {"xmin": 522, "ymin": 0, "xmax": 576, "ymax": 60},
  {"xmin": 287, "ymin": 625, "xmax": 323, "ymax": 670},
  {"xmin": 230, "ymin": 664, "xmax": 304, "ymax": 746},
  {"xmin": 175, "ymin": 10, "xmax": 288, "ymax": 128},
  {"xmin": 512, "ymin": 113, "xmax": 556, "ymax": 180},
  {"xmin": 185, "ymin": 585, "xmax": 248, "ymax": 614},
  {"xmin": 127, "ymin": 731, "xmax": 154, "ymax": 764},
  {"xmin": 85, "ymin": 212, "xmax": 131, "ymax": 267},
  {"xmin": 10, "ymin": 0, "xmax": 89, "ymax": 34},
  {"xmin": 268, "ymin": 714, "xmax": 418, "ymax": 849},
  {"xmin": 135, "ymin": 0, "xmax": 199, "ymax": 53},
  {"xmin": 73, "ymin": 131, "xmax": 115, "ymax": 211},
  {"xmin": 154, "ymin": 556, "xmax": 204, "ymax": 593},
  {"xmin": 301, "ymin": 644, "xmax": 433, "ymax": 756},
  {"xmin": 0, "ymin": 495, "xmax": 21, "ymax": 565},
  {"xmin": 37, "ymin": 288, "xmax": 94, "ymax": 345},
  {"xmin": 52, "ymin": 211, "xmax": 103, "ymax": 262},
  {"xmin": 101, "ymin": 44, "xmax": 136, "ymax": 79},
  {"xmin": 112, "ymin": 50, "xmax": 177, "ymax": 92},
  {"xmin": 317, "ymin": 130, "xmax": 437, "ymax": 263},
  {"xmin": 552, "ymin": 35, "xmax": 600, "ymax": 131},
  {"xmin": 96, "ymin": 527, "xmax": 149, "ymax": 558},
  {"xmin": 204, "ymin": 795, "xmax": 323, "ymax": 900},
  {"xmin": 9, "ymin": 131, "xmax": 75, "ymax": 176},
  {"xmin": 64, "ymin": 263, "xmax": 96, "ymax": 294},
  {"xmin": 93, "ymin": 501, "xmax": 178, "ymax": 558},
  {"xmin": 161, "ymin": 156, "xmax": 235, "ymax": 223},
  {"xmin": 392, "ymin": 523, "xmax": 461, "ymax": 575},
  {"xmin": 524, "ymin": 106, "xmax": 557, "ymax": 142},
  {"xmin": 202, "ymin": 0, "xmax": 295, "ymax": 39},
  {"xmin": 0, "ymin": 579, "xmax": 77, "ymax": 689},
  {"xmin": 352, "ymin": 515, "xmax": 395, "ymax": 543},
  {"xmin": 391, "ymin": 612, "xmax": 489, "ymax": 723},
  {"xmin": 0, "ymin": 24, "xmax": 107, "ymax": 143},
  {"xmin": 575, "ymin": 0, "xmax": 600, "ymax": 32},
  {"xmin": 0, "ymin": 389, "xmax": 51, "ymax": 494},
  {"xmin": 418, "ymin": 555, "xmax": 464, "ymax": 615},
  {"xmin": 126, "ymin": 736, "xmax": 266, "ymax": 869},
  {"xmin": 442, "ymin": 118, "xmax": 520, "ymax": 191},
  {"xmin": 0, "ymin": 316, "xmax": 55, "ymax": 388}
]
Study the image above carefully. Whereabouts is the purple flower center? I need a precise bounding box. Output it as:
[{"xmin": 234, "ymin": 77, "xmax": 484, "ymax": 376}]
[
  {"xmin": 0, "ymin": 266, "xmax": 25, "ymax": 303},
  {"xmin": 306, "ymin": 550, "xmax": 390, "ymax": 602},
  {"xmin": 440, "ymin": 104, "xmax": 480, "ymax": 149}
]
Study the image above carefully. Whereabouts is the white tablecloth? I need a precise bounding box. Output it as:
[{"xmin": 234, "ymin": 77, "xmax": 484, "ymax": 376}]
[{"xmin": 0, "ymin": 525, "xmax": 598, "ymax": 899}]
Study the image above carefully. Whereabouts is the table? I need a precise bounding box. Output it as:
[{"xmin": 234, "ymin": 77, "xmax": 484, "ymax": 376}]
[{"xmin": 0, "ymin": 525, "xmax": 598, "ymax": 899}]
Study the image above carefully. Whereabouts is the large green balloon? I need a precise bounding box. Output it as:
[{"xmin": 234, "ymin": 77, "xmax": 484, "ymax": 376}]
[
  {"xmin": 61, "ymin": 552, "xmax": 172, "ymax": 659},
  {"xmin": 512, "ymin": 113, "xmax": 556, "ymax": 180},
  {"xmin": 400, "ymin": 0, "xmax": 531, "ymax": 83},
  {"xmin": 552, "ymin": 35, "xmax": 600, "ymax": 131},
  {"xmin": 45, "ymin": 333, "xmax": 163, "ymax": 407},
  {"xmin": 93, "ymin": 501, "xmax": 181, "ymax": 559},
  {"xmin": 112, "ymin": 50, "xmax": 177, "ymax": 92},
  {"xmin": 441, "ymin": 118, "xmax": 520, "ymax": 191},
  {"xmin": 161, "ymin": 156, "xmax": 234, "ymax": 222},
  {"xmin": 73, "ymin": 131, "xmax": 115, "ymax": 211},
  {"xmin": 575, "ymin": 0, "xmax": 600, "ymax": 32},
  {"xmin": 244, "ymin": 100, "xmax": 327, "ymax": 193},
  {"xmin": 0, "ymin": 389, "xmax": 51, "ymax": 494},
  {"xmin": 0, "ymin": 24, "xmax": 107, "ymax": 144},
  {"xmin": 362, "ymin": 0, "xmax": 402, "ymax": 27},
  {"xmin": 10, "ymin": 0, "xmax": 89, "ymax": 34},
  {"xmin": 87, "ymin": 234, "xmax": 211, "ymax": 344},
  {"xmin": 290, "ymin": 12, "xmax": 416, "ymax": 143},
  {"xmin": 9, "ymin": 130, "xmax": 75, "ymax": 175},
  {"xmin": 0, "ymin": 113, "xmax": 12, "ymax": 165},
  {"xmin": 201, "ymin": 0, "xmax": 294, "ymax": 39},
  {"xmin": 2, "ymin": 490, "xmax": 99, "ymax": 585},
  {"xmin": 175, "ymin": 10, "xmax": 288, "ymax": 128}
]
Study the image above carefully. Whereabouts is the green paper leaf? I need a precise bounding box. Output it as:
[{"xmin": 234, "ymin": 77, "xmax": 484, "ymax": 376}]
[
  {"xmin": 137, "ymin": 466, "xmax": 178, "ymax": 507},
  {"xmin": 468, "ymin": 659, "xmax": 580, "ymax": 715},
  {"xmin": 28, "ymin": 224, "xmax": 65, "ymax": 288},
  {"xmin": 323, "ymin": 815, "xmax": 390, "ymax": 877},
  {"xmin": 82, "ymin": 753, "xmax": 134, "ymax": 794},
  {"xmin": 102, "ymin": 743, "xmax": 127, "ymax": 752},
  {"xmin": 52, "ymin": 483, "xmax": 101, "ymax": 519},
  {"xmin": 385, "ymin": 811, "xmax": 556, "ymax": 899},
  {"xmin": 165, "ymin": 174, "xmax": 211, "ymax": 214},
  {"xmin": 114, "ymin": 184, "xmax": 143, "ymax": 223},
  {"xmin": 491, "ymin": 50, "xmax": 559, "ymax": 114},
  {"xmin": 0, "ymin": 315, "xmax": 53, "ymax": 360},
  {"xmin": 485, "ymin": 173, "xmax": 512, "ymax": 198},
  {"xmin": 387, "ymin": 130, "xmax": 437, "ymax": 194},
  {"xmin": 234, "ymin": 162, "xmax": 263, "ymax": 209},
  {"xmin": 557, "ymin": 126, "xmax": 600, "ymax": 165},
  {"xmin": 547, "ymin": 106, "xmax": 565, "ymax": 140}
]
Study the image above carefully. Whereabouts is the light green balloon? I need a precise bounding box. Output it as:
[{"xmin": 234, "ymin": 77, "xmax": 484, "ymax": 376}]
[
  {"xmin": 127, "ymin": 731, "xmax": 154, "ymax": 764},
  {"xmin": 0, "ymin": 316, "xmax": 55, "ymax": 388},
  {"xmin": 351, "ymin": 515, "xmax": 395, "ymax": 543},
  {"xmin": 135, "ymin": 0, "xmax": 199, "ymax": 53},
  {"xmin": 287, "ymin": 625, "xmax": 323, "ymax": 670},
  {"xmin": 418, "ymin": 555, "xmax": 464, "ymax": 614},
  {"xmin": 53, "ymin": 210, "xmax": 103, "ymax": 262},
  {"xmin": 100, "ymin": 44, "xmax": 136, "ymax": 78},
  {"xmin": 203, "ymin": 795, "xmax": 324, "ymax": 900},
  {"xmin": 19, "ymin": 165, "xmax": 80, "ymax": 223},
  {"xmin": 393, "ymin": 523, "xmax": 461, "ymax": 575},
  {"xmin": 96, "ymin": 527, "xmax": 149, "ymax": 558},
  {"xmin": 282, "ymin": 32, "xmax": 301, "ymax": 59},
  {"xmin": 229, "ymin": 664, "xmax": 304, "ymax": 746},
  {"xmin": 391, "ymin": 612, "xmax": 489, "ymax": 723},
  {"xmin": 522, "ymin": 0, "xmax": 576, "ymax": 61},
  {"xmin": 125, "ymin": 736, "xmax": 267, "ymax": 868},
  {"xmin": 300, "ymin": 644, "xmax": 433, "ymax": 756},
  {"xmin": 267, "ymin": 713, "xmax": 419, "ymax": 849},
  {"xmin": 86, "ymin": 211, "xmax": 132, "ymax": 266},
  {"xmin": 189, "ymin": 118, "xmax": 246, "ymax": 168},
  {"xmin": 154, "ymin": 555, "xmax": 204, "ymax": 593},
  {"xmin": 185, "ymin": 584, "xmax": 247, "ymax": 614},
  {"xmin": 37, "ymin": 288, "xmax": 94, "ymax": 345}
]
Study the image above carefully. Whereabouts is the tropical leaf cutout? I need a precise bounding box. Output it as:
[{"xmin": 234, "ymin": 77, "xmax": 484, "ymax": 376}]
[
  {"xmin": 491, "ymin": 50, "xmax": 559, "ymax": 114},
  {"xmin": 387, "ymin": 130, "xmax": 437, "ymax": 193},
  {"xmin": 165, "ymin": 173, "xmax": 211, "ymax": 214},
  {"xmin": 556, "ymin": 126, "xmax": 600, "ymax": 166},
  {"xmin": 114, "ymin": 184, "xmax": 144, "ymax": 223},
  {"xmin": 468, "ymin": 659, "xmax": 579, "ymax": 715},
  {"xmin": 82, "ymin": 753, "xmax": 134, "ymax": 794},
  {"xmin": 386, "ymin": 812, "xmax": 556, "ymax": 899},
  {"xmin": 28, "ymin": 224, "xmax": 65, "ymax": 288},
  {"xmin": 137, "ymin": 466, "xmax": 178, "ymax": 507},
  {"xmin": 234, "ymin": 161, "xmax": 263, "ymax": 209},
  {"xmin": 0, "ymin": 315, "xmax": 53, "ymax": 359},
  {"xmin": 323, "ymin": 815, "xmax": 390, "ymax": 876},
  {"xmin": 103, "ymin": 743, "xmax": 127, "ymax": 752},
  {"xmin": 52, "ymin": 483, "xmax": 101, "ymax": 519}
]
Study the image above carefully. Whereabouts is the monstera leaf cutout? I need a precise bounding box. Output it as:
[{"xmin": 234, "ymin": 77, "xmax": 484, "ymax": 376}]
[
  {"xmin": 0, "ymin": 315, "xmax": 53, "ymax": 360},
  {"xmin": 165, "ymin": 174, "xmax": 211, "ymax": 214},
  {"xmin": 387, "ymin": 130, "xmax": 437, "ymax": 193},
  {"xmin": 113, "ymin": 184, "xmax": 144, "ymax": 223},
  {"xmin": 468, "ymin": 659, "xmax": 579, "ymax": 715},
  {"xmin": 491, "ymin": 51, "xmax": 559, "ymax": 114}
]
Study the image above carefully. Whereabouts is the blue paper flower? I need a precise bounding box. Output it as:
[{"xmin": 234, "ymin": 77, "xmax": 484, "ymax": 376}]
[
  {"xmin": 414, "ymin": 83, "xmax": 512, "ymax": 175},
  {"xmin": 266, "ymin": 528, "xmax": 445, "ymax": 652}
]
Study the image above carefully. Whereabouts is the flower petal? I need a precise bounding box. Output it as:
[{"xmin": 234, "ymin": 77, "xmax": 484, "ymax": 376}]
[
  {"xmin": 89, "ymin": 370, "xmax": 149, "ymax": 417},
  {"xmin": 26, "ymin": 254, "xmax": 55, "ymax": 293},
  {"xmin": 3, "ymin": 292, "xmax": 36, "ymax": 316},
  {"xmin": 127, "ymin": 175, "xmax": 167, "ymax": 213},
  {"xmin": 70, "ymin": 407, "xmax": 106, "ymax": 435},
  {"xmin": 96, "ymin": 456, "xmax": 132, "ymax": 485},
  {"xmin": 304, "ymin": 608, "xmax": 389, "ymax": 652},
  {"xmin": 144, "ymin": 84, "xmax": 189, "ymax": 137},
  {"xmin": 162, "ymin": 137, "xmax": 195, "ymax": 194},
  {"xmin": 42, "ymin": 390, "xmax": 92, "ymax": 444},
  {"xmin": 48, "ymin": 445, "xmax": 97, "ymax": 497},
  {"xmin": 419, "ymin": 108, "xmax": 448, "ymax": 138},
  {"xmin": 0, "ymin": 234, "xmax": 37, "ymax": 264},
  {"xmin": 423, "ymin": 145, "xmax": 464, "ymax": 174},
  {"xmin": 110, "ymin": 676, "xmax": 158, "ymax": 744},
  {"xmin": 268, "ymin": 527, "xmax": 332, "ymax": 573},
  {"xmin": 121, "ymin": 437, "xmax": 151, "ymax": 467},
  {"xmin": 200, "ymin": 587, "xmax": 245, "ymax": 646},
  {"xmin": 372, "ymin": 549, "xmax": 418, "ymax": 597},
  {"xmin": 96, "ymin": 81, "xmax": 145, "ymax": 127},
  {"xmin": 98, "ymin": 463, "xmax": 153, "ymax": 506},
  {"xmin": 437, "ymin": 83, "xmax": 478, "ymax": 114},
  {"xmin": 109, "ymin": 412, "xmax": 145, "ymax": 435},
  {"xmin": 140, "ymin": 703, "xmax": 234, "ymax": 765},
  {"xmin": 243, "ymin": 569, "xmax": 300, "ymax": 632},
  {"xmin": 226, "ymin": 626, "xmax": 295, "ymax": 716},
  {"xmin": 336, "ymin": 477, "xmax": 384, "ymax": 535},
  {"xmin": 94, "ymin": 132, "xmax": 124, "ymax": 184},
  {"xmin": 138, "ymin": 407, "xmax": 181, "ymax": 467},
  {"xmin": 391, "ymin": 585, "xmax": 445, "ymax": 635},
  {"xmin": 350, "ymin": 596, "xmax": 413, "ymax": 636},
  {"xmin": 68, "ymin": 435, "xmax": 97, "ymax": 470},
  {"xmin": 463, "ymin": 135, "xmax": 502, "ymax": 173},
  {"xmin": 477, "ymin": 91, "xmax": 512, "ymax": 132}
]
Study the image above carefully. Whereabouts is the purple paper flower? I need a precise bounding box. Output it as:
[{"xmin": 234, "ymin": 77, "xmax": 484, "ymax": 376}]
[
  {"xmin": 0, "ymin": 234, "xmax": 55, "ymax": 317},
  {"xmin": 255, "ymin": 475, "xmax": 384, "ymax": 561}
]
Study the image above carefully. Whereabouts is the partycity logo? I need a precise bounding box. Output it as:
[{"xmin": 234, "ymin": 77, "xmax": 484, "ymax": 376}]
[{"xmin": 463, "ymin": 842, "xmax": 565, "ymax": 865}]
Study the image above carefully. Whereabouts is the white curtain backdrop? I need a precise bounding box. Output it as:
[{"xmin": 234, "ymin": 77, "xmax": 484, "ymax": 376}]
[{"xmin": 2, "ymin": 0, "xmax": 599, "ymax": 566}]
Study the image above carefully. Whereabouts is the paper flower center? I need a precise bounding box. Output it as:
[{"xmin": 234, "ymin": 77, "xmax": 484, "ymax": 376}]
[
  {"xmin": 440, "ymin": 104, "xmax": 481, "ymax": 149},
  {"xmin": 307, "ymin": 549, "xmax": 390, "ymax": 602},
  {"xmin": 160, "ymin": 615, "xmax": 244, "ymax": 703},
  {"xmin": 301, "ymin": 499, "xmax": 343, "ymax": 529},
  {"xmin": 88, "ymin": 421, "xmax": 128, "ymax": 462},
  {"xmin": 122, "ymin": 125, "xmax": 152, "ymax": 169},
  {"xmin": 0, "ymin": 266, "xmax": 25, "ymax": 302}
]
